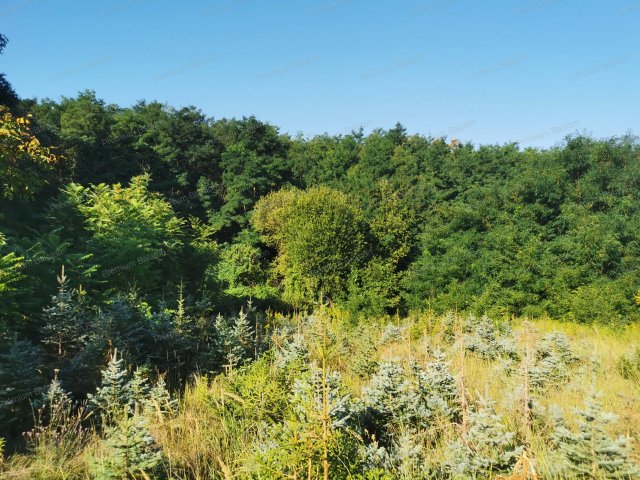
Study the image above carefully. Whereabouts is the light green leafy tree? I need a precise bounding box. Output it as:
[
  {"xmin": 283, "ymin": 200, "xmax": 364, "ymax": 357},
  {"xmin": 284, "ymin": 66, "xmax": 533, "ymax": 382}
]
[
  {"xmin": 57, "ymin": 174, "xmax": 184, "ymax": 293},
  {"xmin": 253, "ymin": 186, "xmax": 367, "ymax": 306}
]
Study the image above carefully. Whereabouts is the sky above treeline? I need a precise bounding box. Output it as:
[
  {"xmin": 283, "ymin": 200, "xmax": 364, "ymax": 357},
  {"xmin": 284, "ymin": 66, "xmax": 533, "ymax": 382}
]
[{"xmin": 2, "ymin": 0, "xmax": 638, "ymax": 148}]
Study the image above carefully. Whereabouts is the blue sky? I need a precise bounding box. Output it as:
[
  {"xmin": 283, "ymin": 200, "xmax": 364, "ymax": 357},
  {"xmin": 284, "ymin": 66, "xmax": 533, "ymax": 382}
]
[{"xmin": 2, "ymin": 0, "xmax": 638, "ymax": 147}]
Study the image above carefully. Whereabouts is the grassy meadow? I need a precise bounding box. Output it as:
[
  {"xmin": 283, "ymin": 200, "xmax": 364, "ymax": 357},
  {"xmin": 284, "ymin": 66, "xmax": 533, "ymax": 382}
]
[{"xmin": 3, "ymin": 310, "xmax": 639, "ymax": 479}]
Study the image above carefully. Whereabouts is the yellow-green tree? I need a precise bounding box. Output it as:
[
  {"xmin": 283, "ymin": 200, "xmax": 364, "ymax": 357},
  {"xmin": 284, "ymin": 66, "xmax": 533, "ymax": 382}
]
[
  {"xmin": 0, "ymin": 106, "xmax": 58, "ymax": 200},
  {"xmin": 253, "ymin": 186, "xmax": 367, "ymax": 306},
  {"xmin": 57, "ymin": 174, "xmax": 185, "ymax": 293}
]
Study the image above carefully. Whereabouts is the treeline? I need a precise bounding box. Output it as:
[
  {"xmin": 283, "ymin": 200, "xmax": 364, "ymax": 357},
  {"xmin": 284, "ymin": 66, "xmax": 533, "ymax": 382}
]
[{"xmin": 3, "ymin": 89, "xmax": 640, "ymax": 325}]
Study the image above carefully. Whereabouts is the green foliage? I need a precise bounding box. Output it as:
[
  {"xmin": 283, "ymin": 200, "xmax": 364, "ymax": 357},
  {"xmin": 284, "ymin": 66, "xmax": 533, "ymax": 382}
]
[
  {"xmin": 273, "ymin": 329, "xmax": 310, "ymax": 386},
  {"xmin": 288, "ymin": 133, "xmax": 359, "ymax": 187},
  {"xmin": 87, "ymin": 351, "xmax": 171, "ymax": 479},
  {"xmin": 360, "ymin": 355, "xmax": 461, "ymax": 467},
  {"xmin": 529, "ymin": 333, "xmax": 579, "ymax": 389},
  {"xmin": 212, "ymin": 142, "xmax": 287, "ymax": 233},
  {"xmin": 41, "ymin": 267, "xmax": 88, "ymax": 359},
  {"xmin": 88, "ymin": 350, "xmax": 136, "ymax": 425},
  {"xmin": 360, "ymin": 358, "xmax": 455, "ymax": 479},
  {"xmin": 213, "ymin": 304, "xmax": 266, "ymax": 372},
  {"xmin": 55, "ymin": 174, "xmax": 184, "ymax": 293},
  {"xmin": 0, "ymin": 231, "xmax": 24, "ymax": 324},
  {"xmin": 143, "ymin": 376, "xmax": 177, "ymax": 417},
  {"xmin": 0, "ymin": 106, "xmax": 58, "ymax": 200},
  {"xmin": 184, "ymin": 216, "xmax": 220, "ymax": 295},
  {"xmin": 4, "ymin": 85, "xmax": 640, "ymax": 477},
  {"xmin": 363, "ymin": 431, "xmax": 431, "ymax": 479},
  {"xmin": 6, "ymin": 89, "xmax": 640, "ymax": 322},
  {"xmin": 347, "ymin": 181, "xmax": 416, "ymax": 315},
  {"xmin": 362, "ymin": 361, "xmax": 416, "ymax": 433},
  {"xmin": 253, "ymin": 186, "xmax": 367, "ymax": 305},
  {"xmin": 2, "ymin": 307, "xmax": 640, "ymax": 478},
  {"xmin": 88, "ymin": 350, "xmax": 175, "ymax": 427},
  {"xmin": 216, "ymin": 231, "xmax": 275, "ymax": 300},
  {"xmin": 464, "ymin": 315, "xmax": 520, "ymax": 361},
  {"xmin": 34, "ymin": 376, "xmax": 74, "ymax": 426},
  {"xmin": 218, "ymin": 241, "xmax": 262, "ymax": 291},
  {"xmin": 564, "ymin": 281, "xmax": 632, "ymax": 325},
  {"xmin": 58, "ymin": 91, "xmax": 129, "ymax": 185},
  {"xmin": 255, "ymin": 365, "xmax": 360, "ymax": 479},
  {"xmin": 417, "ymin": 352, "xmax": 461, "ymax": 422},
  {"xmin": 0, "ymin": 340, "xmax": 46, "ymax": 435}
]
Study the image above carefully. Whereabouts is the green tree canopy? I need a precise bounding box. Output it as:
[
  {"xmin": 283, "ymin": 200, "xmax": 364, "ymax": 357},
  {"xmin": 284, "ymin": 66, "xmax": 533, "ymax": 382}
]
[{"xmin": 253, "ymin": 186, "xmax": 367, "ymax": 306}]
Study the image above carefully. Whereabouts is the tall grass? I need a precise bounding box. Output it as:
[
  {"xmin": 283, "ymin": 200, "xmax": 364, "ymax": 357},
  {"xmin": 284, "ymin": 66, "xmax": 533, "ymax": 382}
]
[{"xmin": 2, "ymin": 311, "xmax": 639, "ymax": 479}]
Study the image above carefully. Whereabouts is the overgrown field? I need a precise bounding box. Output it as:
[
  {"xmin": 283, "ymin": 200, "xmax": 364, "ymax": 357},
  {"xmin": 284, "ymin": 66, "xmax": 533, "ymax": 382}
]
[{"xmin": 3, "ymin": 310, "xmax": 639, "ymax": 479}]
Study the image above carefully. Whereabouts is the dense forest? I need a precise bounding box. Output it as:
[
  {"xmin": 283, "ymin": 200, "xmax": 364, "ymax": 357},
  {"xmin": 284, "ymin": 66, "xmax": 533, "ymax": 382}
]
[{"xmin": 1, "ymin": 34, "xmax": 640, "ymax": 479}]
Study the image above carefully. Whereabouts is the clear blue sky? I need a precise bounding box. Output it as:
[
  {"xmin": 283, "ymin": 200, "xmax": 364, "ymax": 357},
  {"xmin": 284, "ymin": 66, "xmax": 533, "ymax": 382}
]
[{"xmin": 2, "ymin": 0, "xmax": 638, "ymax": 147}]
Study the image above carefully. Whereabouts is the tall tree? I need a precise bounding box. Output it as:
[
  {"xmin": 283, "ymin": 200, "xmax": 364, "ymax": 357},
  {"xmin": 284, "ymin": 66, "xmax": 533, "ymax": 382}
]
[
  {"xmin": 253, "ymin": 187, "xmax": 367, "ymax": 306},
  {"xmin": 0, "ymin": 34, "xmax": 19, "ymax": 110},
  {"xmin": 0, "ymin": 106, "xmax": 58, "ymax": 200}
]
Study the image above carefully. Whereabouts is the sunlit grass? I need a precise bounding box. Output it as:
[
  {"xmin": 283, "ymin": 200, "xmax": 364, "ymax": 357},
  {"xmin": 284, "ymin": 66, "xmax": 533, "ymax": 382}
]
[{"xmin": 3, "ymin": 311, "xmax": 639, "ymax": 479}]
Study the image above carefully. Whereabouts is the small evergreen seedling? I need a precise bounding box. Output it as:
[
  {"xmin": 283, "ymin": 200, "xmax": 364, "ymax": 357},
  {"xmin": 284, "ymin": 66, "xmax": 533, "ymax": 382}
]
[
  {"xmin": 256, "ymin": 365, "xmax": 356, "ymax": 479},
  {"xmin": 42, "ymin": 266, "xmax": 87, "ymax": 358},
  {"xmin": 290, "ymin": 366, "xmax": 352, "ymax": 430},
  {"xmin": 88, "ymin": 350, "xmax": 138, "ymax": 425},
  {"xmin": 446, "ymin": 396, "xmax": 523, "ymax": 477},
  {"xmin": 380, "ymin": 324, "xmax": 404, "ymax": 345},
  {"xmin": 530, "ymin": 332, "xmax": 578, "ymax": 390},
  {"xmin": 364, "ymin": 358, "xmax": 461, "ymax": 442},
  {"xmin": 0, "ymin": 340, "xmax": 45, "ymax": 430},
  {"xmin": 144, "ymin": 375, "xmax": 177, "ymax": 418},
  {"xmin": 214, "ymin": 308, "xmax": 256, "ymax": 373},
  {"xmin": 89, "ymin": 351, "xmax": 175, "ymax": 425},
  {"xmin": 366, "ymin": 429, "xmax": 432, "ymax": 479},
  {"xmin": 274, "ymin": 331, "xmax": 309, "ymax": 381},
  {"xmin": 465, "ymin": 315, "xmax": 519, "ymax": 361},
  {"xmin": 553, "ymin": 391, "xmax": 640, "ymax": 479},
  {"xmin": 89, "ymin": 350, "xmax": 134, "ymax": 425},
  {"xmin": 92, "ymin": 413, "xmax": 164, "ymax": 480},
  {"xmin": 35, "ymin": 373, "xmax": 73, "ymax": 428},
  {"xmin": 231, "ymin": 308, "xmax": 254, "ymax": 364},
  {"xmin": 363, "ymin": 362, "xmax": 415, "ymax": 432},
  {"xmin": 417, "ymin": 352, "xmax": 461, "ymax": 422}
]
